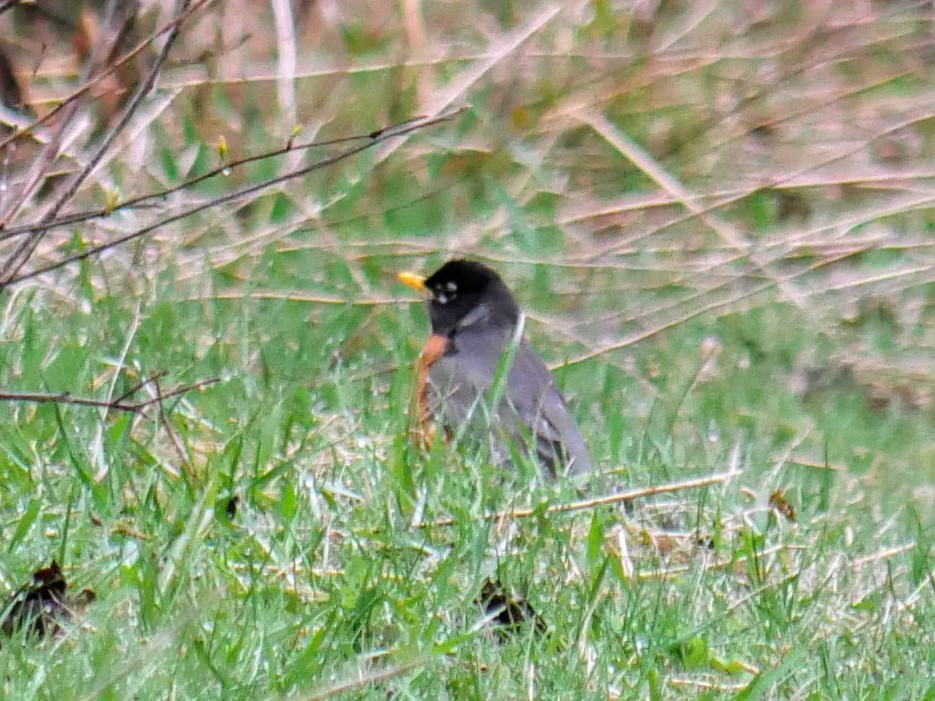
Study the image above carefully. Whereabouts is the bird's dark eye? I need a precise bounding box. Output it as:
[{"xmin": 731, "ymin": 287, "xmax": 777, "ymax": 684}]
[{"xmin": 433, "ymin": 282, "xmax": 457, "ymax": 304}]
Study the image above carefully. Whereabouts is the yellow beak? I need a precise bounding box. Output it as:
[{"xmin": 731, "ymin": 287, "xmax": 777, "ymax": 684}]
[{"xmin": 397, "ymin": 271, "xmax": 427, "ymax": 293}]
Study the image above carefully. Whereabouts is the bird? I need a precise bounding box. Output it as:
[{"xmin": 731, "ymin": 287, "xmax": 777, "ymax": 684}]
[{"xmin": 397, "ymin": 259, "xmax": 592, "ymax": 479}]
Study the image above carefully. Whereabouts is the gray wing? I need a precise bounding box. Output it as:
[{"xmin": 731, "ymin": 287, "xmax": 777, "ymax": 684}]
[
  {"xmin": 507, "ymin": 343, "xmax": 593, "ymax": 477},
  {"xmin": 428, "ymin": 327, "xmax": 592, "ymax": 477}
]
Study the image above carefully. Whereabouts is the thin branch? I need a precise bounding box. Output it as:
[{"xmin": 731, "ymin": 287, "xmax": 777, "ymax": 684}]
[
  {"xmin": 0, "ymin": 0, "xmax": 196, "ymax": 287},
  {"xmin": 111, "ymin": 370, "xmax": 168, "ymax": 405},
  {"xmin": 0, "ymin": 127, "xmax": 403, "ymax": 243},
  {"xmin": 152, "ymin": 373, "xmax": 192, "ymax": 467},
  {"xmin": 0, "ymin": 0, "xmax": 216, "ymax": 154},
  {"xmin": 0, "ymin": 78, "xmax": 85, "ymax": 229},
  {"xmin": 556, "ymin": 243, "xmax": 869, "ymax": 368},
  {"xmin": 0, "ymin": 0, "xmax": 21, "ymax": 17},
  {"xmin": 184, "ymin": 291, "xmax": 402, "ymax": 305},
  {"xmin": 5, "ymin": 108, "xmax": 466, "ymax": 287},
  {"xmin": 851, "ymin": 542, "xmax": 917, "ymax": 568},
  {"xmin": 576, "ymin": 110, "xmax": 806, "ymax": 310},
  {"xmin": 637, "ymin": 544, "xmax": 800, "ymax": 580},
  {"xmin": 420, "ymin": 470, "xmax": 740, "ymax": 528},
  {"xmin": 0, "ymin": 377, "xmax": 220, "ymax": 413}
]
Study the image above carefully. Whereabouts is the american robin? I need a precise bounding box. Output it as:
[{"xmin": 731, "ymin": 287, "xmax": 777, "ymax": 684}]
[{"xmin": 398, "ymin": 259, "xmax": 592, "ymax": 479}]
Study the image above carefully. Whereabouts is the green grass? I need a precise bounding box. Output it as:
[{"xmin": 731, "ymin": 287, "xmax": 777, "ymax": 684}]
[{"xmin": 1, "ymin": 1, "xmax": 935, "ymax": 699}]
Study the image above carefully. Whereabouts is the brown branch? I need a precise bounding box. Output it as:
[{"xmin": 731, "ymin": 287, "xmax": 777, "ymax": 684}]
[
  {"xmin": 111, "ymin": 370, "xmax": 168, "ymax": 405},
  {"xmin": 0, "ymin": 0, "xmax": 216, "ymax": 154},
  {"xmin": 0, "ymin": 377, "xmax": 220, "ymax": 413},
  {"xmin": 0, "ymin": 127, "xmax": 408, "ymax": 243},
  {"xmin": 152, "ymin": 373, "xmax": 192, "ymax": 467},
  {"xmin": 557, "ymin": 246, "xmax": 867, "ymax": 368},
  {"xmin": 0, "ymin": 70, "xmax": 85, "ymax": 229},
  {"xmin": 420, "ymin": 470, "xmax": 739, "ymax": 528},
  {"xmin": 4, "ymin": 107, "xmax": 466, "ymax": 287},
  {"xmin": 0, "ymin": 0, "xmax": 196, "ymax": 288}
]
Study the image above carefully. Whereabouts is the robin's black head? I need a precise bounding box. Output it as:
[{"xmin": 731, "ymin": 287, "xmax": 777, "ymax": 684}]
[{"xmin": 419, "ymin": 260, "xmax": 520, "ymax": 337}]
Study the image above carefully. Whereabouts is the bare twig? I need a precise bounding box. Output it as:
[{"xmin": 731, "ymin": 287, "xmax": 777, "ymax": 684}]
[
  {"xmin": 184, "ymin": 291, "xmax": 402, "ymax": 305},
  {"xmin": 0, "ymin": 84, "xmax": 84, "ymax": 228},
  {"xmin": 0, "ymin": 129, "xmax": 391, "ymax": 243},
  {"xmin": 0, "ymin": 0, "xmax": 197, "ymax": 288},
  {"xmin": 152, "ymin": 373, "xmax": 192, "ymax": 466},
  {"xmin": 851, "ymin": 542, "xmax": 917, "ymax": 568},
  {"xmin": 576, "ymin": 110, "xmax": 806, "ymax": 310},
  {"xmin": 0, "ymin": 376, "xmax": 219, "ymax": 413},
  {"xmin": 111, "ymin": 370, "xmax": 168, "ymax": 405},
  {"xmin": 637, "ymin": 544, "xmax": 800, "ymax": 580},
  {"xmin": 556, "ymin": 245, "xmax": 867, "ymax": 368},
  {"xmin": 0, "ymin": 0, "xmax": 216, "ymax": 154},
  {"xmin": 4, "ymin": 108, "xmax": 465, "ymax": 287},
  {"xmin": 421, "ymin": 470, "xmax": 740, "ymax": 528}
]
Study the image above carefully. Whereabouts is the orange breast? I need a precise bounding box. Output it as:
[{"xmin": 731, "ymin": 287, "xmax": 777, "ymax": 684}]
[{"xmin": 411, "ymin": 333, "xmax": 448, "ymax": 449}]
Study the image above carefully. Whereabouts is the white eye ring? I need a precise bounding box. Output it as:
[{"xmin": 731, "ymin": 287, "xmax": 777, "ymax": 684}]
[
  {"xmin": 445, "ymin": 281, "xmax": 458, "ymax": 292},
  {"xmin": 436, "ymin": 292, "xmax": 448, "ymax": 304}
]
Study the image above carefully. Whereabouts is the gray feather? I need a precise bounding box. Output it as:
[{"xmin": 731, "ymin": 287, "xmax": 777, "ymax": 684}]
[{"xmin": 427, "ymin": 325, "xmax": 592, "ymax": 478}]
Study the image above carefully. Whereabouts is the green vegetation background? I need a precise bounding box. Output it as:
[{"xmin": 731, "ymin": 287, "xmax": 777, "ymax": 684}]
[{"xmin": 0, "ymin": 1, "xmax": 933, "ymax": 699}]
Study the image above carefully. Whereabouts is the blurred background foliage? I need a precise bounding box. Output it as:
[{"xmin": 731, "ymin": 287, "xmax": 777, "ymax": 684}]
[
  {"xmin": 5, "ymin": 0, "xmax": 930, "ymax": 511},
  {"xmin": 0, "ymin": 0, "xmax": 934, "ymax": 697}
]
